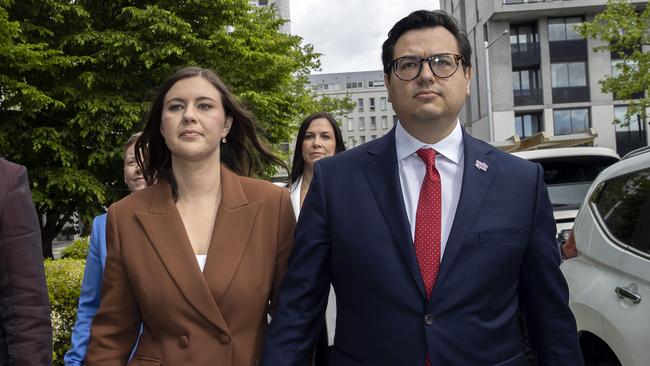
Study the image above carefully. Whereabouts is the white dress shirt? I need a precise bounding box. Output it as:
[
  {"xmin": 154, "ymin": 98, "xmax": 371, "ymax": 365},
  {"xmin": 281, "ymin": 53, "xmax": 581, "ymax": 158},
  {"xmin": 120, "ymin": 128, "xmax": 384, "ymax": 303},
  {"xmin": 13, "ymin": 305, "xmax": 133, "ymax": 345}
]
[{"xmin": 395, "ymin": 121, "xmax": 465, "ymax": 260}]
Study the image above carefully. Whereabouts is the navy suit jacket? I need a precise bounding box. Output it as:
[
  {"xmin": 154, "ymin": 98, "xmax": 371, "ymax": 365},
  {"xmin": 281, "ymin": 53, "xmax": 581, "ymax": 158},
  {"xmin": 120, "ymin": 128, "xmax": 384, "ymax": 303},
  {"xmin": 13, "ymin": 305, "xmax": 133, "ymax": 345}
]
[{"xmin": 263, "ymin": 128, "xmax": 583, "ymax": 366}]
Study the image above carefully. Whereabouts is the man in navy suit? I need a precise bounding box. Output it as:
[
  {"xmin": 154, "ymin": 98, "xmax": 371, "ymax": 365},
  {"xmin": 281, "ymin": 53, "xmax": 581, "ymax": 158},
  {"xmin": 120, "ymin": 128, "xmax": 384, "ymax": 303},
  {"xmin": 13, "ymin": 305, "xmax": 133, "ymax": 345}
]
[{"xmin": 263, "ymin": 10, "xmax": 583, "ymax": 366}]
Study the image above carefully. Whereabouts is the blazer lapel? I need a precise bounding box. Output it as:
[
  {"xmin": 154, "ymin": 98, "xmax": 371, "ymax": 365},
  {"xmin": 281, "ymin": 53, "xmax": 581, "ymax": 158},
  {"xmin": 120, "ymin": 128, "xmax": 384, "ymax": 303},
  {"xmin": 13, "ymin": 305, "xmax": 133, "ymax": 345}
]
[
  {"xmin": 203, "ymin": 166, "xmax": 262, "ymax": 305},
  {"xmin": 362, "ymin": 130, "xmax": 426, "ymax": 297},
  {"xmin": 431, "ymin": 133, "xmax": 497, "ymax": 299},
  {"xmin": 135, "ymin": 182, "xmax": 229, "ymax": 333}
]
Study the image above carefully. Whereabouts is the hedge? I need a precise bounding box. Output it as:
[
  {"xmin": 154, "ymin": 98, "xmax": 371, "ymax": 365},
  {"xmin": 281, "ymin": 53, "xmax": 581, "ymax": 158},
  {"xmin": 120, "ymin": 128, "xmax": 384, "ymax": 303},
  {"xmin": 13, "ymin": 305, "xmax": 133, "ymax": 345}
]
[
  {"xmin": 61, "ymin": 236, "xmax": 90, "ymax": 260},
  {"xmin": 45, "ymin": 258, "xmax": 85, "ymax": 365}
]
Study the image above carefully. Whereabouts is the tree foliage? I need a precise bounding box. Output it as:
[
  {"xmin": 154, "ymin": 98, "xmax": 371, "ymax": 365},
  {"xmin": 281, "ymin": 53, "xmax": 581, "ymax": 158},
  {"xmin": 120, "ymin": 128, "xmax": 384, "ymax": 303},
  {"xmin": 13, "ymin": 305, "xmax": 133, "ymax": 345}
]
[
  {"xmin": 0, "ymin": 0, "xmax": 351, "ymax": 256},
  {"xmin": 578, "ymin": 0, "xmax": 649, "ymax": 125}
]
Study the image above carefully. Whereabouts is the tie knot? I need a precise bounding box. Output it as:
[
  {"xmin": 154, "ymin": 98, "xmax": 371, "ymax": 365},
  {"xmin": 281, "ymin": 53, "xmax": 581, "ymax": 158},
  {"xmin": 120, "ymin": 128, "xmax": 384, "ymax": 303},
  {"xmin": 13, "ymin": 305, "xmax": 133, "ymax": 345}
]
[{"xmin": 416, "ymin": 148, "xmax": 437, "ymax": 167}]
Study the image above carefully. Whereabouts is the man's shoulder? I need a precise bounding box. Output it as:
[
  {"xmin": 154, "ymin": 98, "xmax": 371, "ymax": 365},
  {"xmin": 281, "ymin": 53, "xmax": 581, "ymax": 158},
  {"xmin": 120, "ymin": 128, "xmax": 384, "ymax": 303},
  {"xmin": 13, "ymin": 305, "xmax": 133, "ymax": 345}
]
[{"xmin": 319, "ymin": 134, "xmax": 391, "ymax": 170}]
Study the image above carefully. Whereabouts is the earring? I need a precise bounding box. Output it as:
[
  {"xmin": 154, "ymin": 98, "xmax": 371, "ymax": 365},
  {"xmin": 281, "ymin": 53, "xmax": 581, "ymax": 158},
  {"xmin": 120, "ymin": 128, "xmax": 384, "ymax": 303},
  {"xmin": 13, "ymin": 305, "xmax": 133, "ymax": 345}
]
[{"xmin": 221, "ymin": 137, "xmax": 227, "ymax": 144}]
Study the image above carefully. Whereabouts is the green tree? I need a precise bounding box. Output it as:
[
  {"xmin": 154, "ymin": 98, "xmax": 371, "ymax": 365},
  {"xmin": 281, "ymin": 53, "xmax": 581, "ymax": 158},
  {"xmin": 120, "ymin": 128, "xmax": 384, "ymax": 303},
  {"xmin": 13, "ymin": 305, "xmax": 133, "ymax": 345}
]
[
  {"xmin": 578, "ymin": 0, "xmax": 649, "ymax": 125},
  {"xmin": 0, "ymin": 0, "xmax": 351, "ymax": 257}
]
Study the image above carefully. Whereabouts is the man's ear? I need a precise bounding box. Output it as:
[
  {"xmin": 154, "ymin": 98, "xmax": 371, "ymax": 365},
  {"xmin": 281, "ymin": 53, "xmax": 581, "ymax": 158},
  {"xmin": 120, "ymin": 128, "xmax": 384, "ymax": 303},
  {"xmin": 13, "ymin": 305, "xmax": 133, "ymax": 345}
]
[
  {"xmin": 384, "ymin": 73, "xmax": 392, "ymax": 102},
  {"xmin": 465, "ymin": 66, "xmax": 472, "ymax": 96}
]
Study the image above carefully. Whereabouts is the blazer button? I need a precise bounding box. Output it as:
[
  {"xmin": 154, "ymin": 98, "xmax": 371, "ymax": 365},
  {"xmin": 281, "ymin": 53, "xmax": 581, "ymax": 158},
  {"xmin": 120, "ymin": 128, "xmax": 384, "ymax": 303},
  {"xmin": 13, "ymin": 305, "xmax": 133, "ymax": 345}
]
[
  {"xmin": 179, "ymin": 335, "xmax": 190, "ymax": 348},
  {"xmin": 424, "ymin": 314, "xmax": 434, "ymax": 326},
  {"xmin": 217, "ymin": 333, "xmax": 231, "ymax": 345}
]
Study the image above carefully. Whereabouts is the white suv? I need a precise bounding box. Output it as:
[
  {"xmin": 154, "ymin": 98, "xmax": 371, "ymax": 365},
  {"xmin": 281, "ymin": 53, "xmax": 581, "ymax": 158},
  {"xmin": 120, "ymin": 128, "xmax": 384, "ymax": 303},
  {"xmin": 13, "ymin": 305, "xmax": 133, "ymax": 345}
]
[
  {"xmin": 513, "ymin": 147, "xmax": 619, "ymax": 246},
  {"xmin": 561, "ymin": 146, "xmax": 650, "ymax": 366}
]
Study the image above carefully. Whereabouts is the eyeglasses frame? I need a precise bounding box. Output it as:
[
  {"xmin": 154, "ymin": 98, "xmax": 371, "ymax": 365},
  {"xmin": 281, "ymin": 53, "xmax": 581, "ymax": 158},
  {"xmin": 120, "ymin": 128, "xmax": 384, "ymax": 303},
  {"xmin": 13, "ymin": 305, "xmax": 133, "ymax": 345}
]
[{"xmin": 389, "ymin": 53, "xmax": 465, "ymax": 81}]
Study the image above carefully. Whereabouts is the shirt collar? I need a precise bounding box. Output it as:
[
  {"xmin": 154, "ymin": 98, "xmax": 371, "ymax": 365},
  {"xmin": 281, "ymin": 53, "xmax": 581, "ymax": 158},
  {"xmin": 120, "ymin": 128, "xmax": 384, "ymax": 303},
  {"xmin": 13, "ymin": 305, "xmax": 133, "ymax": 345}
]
[{"xmin": 395, "ymin": 120, "xmax": 463, "ymax": 165}]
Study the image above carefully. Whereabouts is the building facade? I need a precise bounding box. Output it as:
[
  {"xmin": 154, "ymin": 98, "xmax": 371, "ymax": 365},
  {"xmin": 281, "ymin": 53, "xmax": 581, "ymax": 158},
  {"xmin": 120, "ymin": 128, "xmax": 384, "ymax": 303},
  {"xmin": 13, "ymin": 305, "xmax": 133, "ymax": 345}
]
[
  {"xmin": 252, "ymin": 0, "xmax": 291, "ymax": 34},
  {"xmin": 309, "ymin": 71, "xmax": 398, "ymax": 148},
  {"xmin": 441, "ymin": 0, "xmax": 648, "ymax": 156}
]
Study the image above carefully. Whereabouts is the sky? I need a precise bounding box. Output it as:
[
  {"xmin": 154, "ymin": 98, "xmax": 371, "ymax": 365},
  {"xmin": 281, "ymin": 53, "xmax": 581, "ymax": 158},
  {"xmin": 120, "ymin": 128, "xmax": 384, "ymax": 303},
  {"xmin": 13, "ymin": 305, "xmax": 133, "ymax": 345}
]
[{"xmin": 290, "ymin": 1, "xmax": 441, "ymax": 74}]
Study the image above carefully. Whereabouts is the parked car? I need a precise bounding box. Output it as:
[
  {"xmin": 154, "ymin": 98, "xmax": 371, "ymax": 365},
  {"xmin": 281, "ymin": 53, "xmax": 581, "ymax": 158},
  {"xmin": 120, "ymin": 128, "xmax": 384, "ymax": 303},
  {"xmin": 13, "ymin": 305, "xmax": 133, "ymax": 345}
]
[
  {"xmin": 560, "ymin": 145, "xmax": 650, "ymax": 366},
  {"xmin": 512, "ymin": 147, "xmax": 619, "ymax": 246}
]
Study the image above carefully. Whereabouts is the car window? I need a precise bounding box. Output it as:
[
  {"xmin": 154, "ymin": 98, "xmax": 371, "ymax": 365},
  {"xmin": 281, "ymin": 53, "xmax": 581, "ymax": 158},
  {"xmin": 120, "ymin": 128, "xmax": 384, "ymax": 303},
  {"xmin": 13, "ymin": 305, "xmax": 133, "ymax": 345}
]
[
  {"xmin": 534, "ymin": 156, "xmax": 619, "ymax": 185},
  {"xmin": 592, "ymin": 168, "xmax": 650, "ymax": 254}
]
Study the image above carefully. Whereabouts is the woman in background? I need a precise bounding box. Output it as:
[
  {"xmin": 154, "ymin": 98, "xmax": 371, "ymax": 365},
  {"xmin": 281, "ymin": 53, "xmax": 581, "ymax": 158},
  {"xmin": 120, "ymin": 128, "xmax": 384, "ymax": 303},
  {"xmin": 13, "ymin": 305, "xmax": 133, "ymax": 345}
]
[
  {"xmin": 86, "ymin": 67, "xmax": 294, "ymax": 366},
  {"xmin": 65, "ymin": 132, "xmax": 147, "ymax": 366},
  {"xmin": 288, "ymin": 112, "xmax": 345, "ymax": 366}
]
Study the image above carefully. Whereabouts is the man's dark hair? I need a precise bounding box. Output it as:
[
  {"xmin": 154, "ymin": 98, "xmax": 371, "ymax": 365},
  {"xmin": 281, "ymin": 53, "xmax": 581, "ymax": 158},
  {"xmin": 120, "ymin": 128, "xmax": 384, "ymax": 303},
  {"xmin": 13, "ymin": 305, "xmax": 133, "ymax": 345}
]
[{"xmin": 382, "ymin": 10, "xmax": 472, "ymax": 75}]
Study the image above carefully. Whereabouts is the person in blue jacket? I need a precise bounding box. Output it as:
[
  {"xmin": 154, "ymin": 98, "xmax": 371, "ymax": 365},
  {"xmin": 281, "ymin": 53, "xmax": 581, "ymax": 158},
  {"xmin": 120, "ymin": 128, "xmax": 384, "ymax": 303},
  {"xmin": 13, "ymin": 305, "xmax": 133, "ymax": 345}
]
[{"xmin": 64, "ymin": 132, "xmax": 147, "ymax": 365}]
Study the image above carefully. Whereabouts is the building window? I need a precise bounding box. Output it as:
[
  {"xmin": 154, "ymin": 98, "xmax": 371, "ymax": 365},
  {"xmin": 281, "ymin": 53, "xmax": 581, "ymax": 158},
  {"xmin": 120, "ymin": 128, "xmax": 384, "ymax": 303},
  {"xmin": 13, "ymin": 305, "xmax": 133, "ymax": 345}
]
[
  {"xmin": 371, "ymin": 135, "xmax": 377, "ymax": 140},
  {"xmin": 359, "ymin": 117, "xmax": 365, "ymax": 131},
  {"xmin": 551, "ymin": 62, "xmax": 586, "ymax": 87},
  {"xmin": 380, "ymin": 97, "xmax": 387, "ymax": 111},
  {"xmin": 347, "ymin": 117, "xmax": 354, "ymax": 131},
  {"xmin": 347, "ymin": 136, "xmax": 355, "ymax": 148},
  {"xmin": 512, "ymin": 68, "xmax": 542, "ymax": 105},
  {"xmin": 370, "ymin": 116, "xmax": 376, "ymax": 130},
  {"xmin": 381, "ymin": 115, "xmax": 388, "ymax": 129},
  {"xmin": 357, "ymin": 98, "xmax": 364, "ymax": 112},
  {"xmin": 514, "ymin": 112, "xmax": 542, "ymax": 138},
  {"xmin": 368, "ymin": 80, "xmax": 385, "ymax": 87},
  {"xmin": 359, "ymin": 136, "xmax": 366, "ymax": 143},
  {"xmin": 614, "ymin": 105, "xmax": 647, "ymax": 156},
  {"xmin": 553, "ymin": 108, "xmax": 589, "ymax": 135},
  {"xmin": 510, "ymin": 24, "xmax": 538, "ymax": 53},
  {"xmin": 611, "ymin": 59, "xmax": 643, "ymax": 100},
  {"xmin": 393, "ymin": 115, "xmax": 399, "ymax": 126},
  {"xmin": 369, "ymin": 98, "xmax": 376, "ymax": 112},
  {"xmin": 258, "ymin": 0, "xmax": 269, "ymax": 5},
  {"xmin": 548, "ymin": 17, "xmax": 583, "ymax": 42},
  {"xmin": 346, "ymin": 81, "xmax": 363, "ymax": 89}
]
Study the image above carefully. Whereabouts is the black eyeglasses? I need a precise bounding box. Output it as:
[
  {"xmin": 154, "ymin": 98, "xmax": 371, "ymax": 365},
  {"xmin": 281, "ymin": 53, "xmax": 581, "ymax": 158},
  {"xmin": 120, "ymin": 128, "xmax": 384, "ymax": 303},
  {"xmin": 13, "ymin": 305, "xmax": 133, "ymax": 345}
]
[{"xmin": 389, "ymin": 53, "xmax": 464, "ymax": 81}]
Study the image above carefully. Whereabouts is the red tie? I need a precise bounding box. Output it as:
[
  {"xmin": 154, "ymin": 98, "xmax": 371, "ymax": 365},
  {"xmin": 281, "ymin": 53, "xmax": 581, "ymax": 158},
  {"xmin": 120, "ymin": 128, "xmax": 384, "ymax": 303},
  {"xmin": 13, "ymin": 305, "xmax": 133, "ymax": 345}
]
[{"xmin": 415, "ymin": 148, "xmax": 441, "ymax": 366}]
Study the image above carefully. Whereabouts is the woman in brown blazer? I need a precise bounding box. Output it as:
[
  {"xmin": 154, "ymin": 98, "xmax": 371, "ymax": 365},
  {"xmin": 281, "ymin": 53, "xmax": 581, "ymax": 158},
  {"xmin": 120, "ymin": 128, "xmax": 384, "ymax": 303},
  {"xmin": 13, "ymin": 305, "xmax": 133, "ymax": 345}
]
[{"xmin": 85, "ymin": 67, "xmax": 295, "ymax": 366}]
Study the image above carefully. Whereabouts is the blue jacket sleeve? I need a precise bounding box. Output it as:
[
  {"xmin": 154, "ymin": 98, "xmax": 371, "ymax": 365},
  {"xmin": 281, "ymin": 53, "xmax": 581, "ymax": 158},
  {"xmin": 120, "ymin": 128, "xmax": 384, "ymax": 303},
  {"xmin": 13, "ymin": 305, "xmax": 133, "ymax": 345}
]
[
  {"xmin": 519, "ymin": 164, "xmax": 584, "ymax": 365},
  {"xmin": 64, "ymin": 214, "xmax": 107, "ymax": 366}
]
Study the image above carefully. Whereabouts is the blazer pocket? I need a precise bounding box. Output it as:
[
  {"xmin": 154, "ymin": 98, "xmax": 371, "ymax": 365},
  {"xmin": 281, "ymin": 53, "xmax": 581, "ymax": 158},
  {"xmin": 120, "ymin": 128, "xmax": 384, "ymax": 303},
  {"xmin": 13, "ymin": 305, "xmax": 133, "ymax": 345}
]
[
  {"xmin": 478, "ymin": 230, "xmax": 522, "ymax": 245},
  {"xmin": 492, "ymin": 351, "xmax": 527, "ymax": 366},
  {"xmin": 129, "ymin": 355, "xmax": 161, "ymax": 366}
]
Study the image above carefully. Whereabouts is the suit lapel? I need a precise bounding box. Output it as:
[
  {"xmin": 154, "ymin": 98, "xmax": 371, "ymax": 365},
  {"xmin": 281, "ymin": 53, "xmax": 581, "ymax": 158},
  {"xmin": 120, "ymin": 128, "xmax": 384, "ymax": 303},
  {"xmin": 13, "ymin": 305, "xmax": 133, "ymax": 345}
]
[
  {"xmin": 203, "ymin": 166, "xmax": 262, "ymax": 305},
  {"xmin": 431, "ymin": 133, "xmax": 497, "ymax": 299},
  {"xmin": 362, "ymin": 130, "xmax": 426, "ymax": 297},
  {"xmin": 135, "ymin": 181, "xmax": 229, "ymax": 333}
]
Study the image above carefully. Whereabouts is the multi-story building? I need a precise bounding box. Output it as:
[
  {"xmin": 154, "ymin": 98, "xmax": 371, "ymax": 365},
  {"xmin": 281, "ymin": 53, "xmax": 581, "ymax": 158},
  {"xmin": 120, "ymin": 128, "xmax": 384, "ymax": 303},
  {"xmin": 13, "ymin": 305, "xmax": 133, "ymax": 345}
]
[
  {"xmin": 309, "ymin": 71, "xmax": 399, "ymax": 148},
  {"xmin": 441, "ymin": 0, "xmax": 648, "ymax": 156},
  {"xmin": 252, "ymin": 0, "xmax": 291, "ymax": 34}
]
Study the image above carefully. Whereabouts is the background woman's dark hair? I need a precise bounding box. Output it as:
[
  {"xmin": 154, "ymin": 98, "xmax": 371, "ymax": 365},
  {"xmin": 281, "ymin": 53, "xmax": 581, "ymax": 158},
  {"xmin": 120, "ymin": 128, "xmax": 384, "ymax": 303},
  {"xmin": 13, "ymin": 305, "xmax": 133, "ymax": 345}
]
[
  {"xmin": 135, "ymin": 67, "xmax": 286, "ymax": 194},
  {"xmin": 289, "ymin": 112, "xmax": 345, "ymax": 185},
  {"xmin": 381, "ymin": 10, "xmax": 472, "ymax": 75}
]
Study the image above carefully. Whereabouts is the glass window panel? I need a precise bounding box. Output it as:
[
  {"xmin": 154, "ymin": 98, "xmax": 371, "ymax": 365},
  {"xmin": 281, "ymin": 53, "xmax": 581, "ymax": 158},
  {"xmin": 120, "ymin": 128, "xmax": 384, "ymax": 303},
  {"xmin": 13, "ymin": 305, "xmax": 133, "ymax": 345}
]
[
  {"xmin": 521, "ymin": 70, "xmax": 530, "ymax": 90},
  {"xmin": 523, "ymin": 115, "xmax": 533, "ymax": 137},
  {"xmin": 512, "ymin": 71, "xmax": 521, "ymax": 90},
  {"xmin": 515, "ymin": 116, "xmax": 523, "ymax": 137},
  {"xmin": 568, "ymin": 62, "xmax": 586, "ymax": 87},
  {"xmin": 554, "ymin": 110, "xmax": 572, "ymax": 135},
  {"xmin": 566, "ymin": 17, "xmax": 583, "ymax": 40},
  {"xmin": 551, "ymin": 63, "xmax": 568, "ymax": 87},
  {"xmin": 571, "ymin": 109, "xmax": 588, "ymax": 132},
  {"xmin": 548, "ymin": 19, "xmax": 565, "ymax": 41}
]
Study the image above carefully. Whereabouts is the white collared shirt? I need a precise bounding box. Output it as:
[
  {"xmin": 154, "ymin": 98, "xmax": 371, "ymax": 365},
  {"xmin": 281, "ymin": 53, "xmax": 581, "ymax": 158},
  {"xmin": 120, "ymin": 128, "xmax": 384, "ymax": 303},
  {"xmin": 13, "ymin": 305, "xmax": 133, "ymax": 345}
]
[{"xmin": 395, "ymin": 121, "xmax": 464, "ymax": 260}]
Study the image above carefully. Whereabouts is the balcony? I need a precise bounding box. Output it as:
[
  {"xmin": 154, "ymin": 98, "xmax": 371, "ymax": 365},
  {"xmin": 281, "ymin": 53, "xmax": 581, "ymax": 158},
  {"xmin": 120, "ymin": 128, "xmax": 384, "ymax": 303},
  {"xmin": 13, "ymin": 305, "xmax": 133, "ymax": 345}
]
[
  {"xmin": 549, "ymin": 40, "xmax": 588, "ymax": 61},
  {"xmin": 514, "ymin": 88, "xmax": 544, "ymax": 106},
  {"xmin": 511, "ymin": 43, "xmax": 541, "ymax": 68},
  {"xmin": 552, "ymin": 86, "xmax": 590, "ymax": 104}
]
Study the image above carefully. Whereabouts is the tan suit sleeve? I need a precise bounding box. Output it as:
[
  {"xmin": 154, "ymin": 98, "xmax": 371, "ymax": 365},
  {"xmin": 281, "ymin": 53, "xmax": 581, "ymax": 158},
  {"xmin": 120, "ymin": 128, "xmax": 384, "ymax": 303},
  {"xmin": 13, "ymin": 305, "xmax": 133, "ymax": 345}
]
[
  {"xmin": 269, "ymin": 187, "xmax": 295, "ymax": 315},
  {"xmin": 85, "ymin": 206, "xmax": 141, "ymax": 365}
]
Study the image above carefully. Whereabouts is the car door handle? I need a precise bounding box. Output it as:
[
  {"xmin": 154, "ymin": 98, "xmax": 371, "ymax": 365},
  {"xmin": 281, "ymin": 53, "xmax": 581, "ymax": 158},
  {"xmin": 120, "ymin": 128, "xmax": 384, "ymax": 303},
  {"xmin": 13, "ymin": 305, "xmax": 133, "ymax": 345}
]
[{"xmin": 615, "ymin": 284, "xmax": 642, "ymax": 304}]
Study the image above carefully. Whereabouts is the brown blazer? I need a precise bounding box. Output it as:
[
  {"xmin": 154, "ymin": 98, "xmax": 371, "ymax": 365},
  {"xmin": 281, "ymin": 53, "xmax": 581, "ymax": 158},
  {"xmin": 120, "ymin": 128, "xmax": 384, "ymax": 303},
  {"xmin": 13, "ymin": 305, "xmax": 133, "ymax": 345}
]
[
  {"xmin": 0, "ymin": 158, "xmax": 52, "ymax": 366},
  {"xmin": 86, "ymin": 165, "xmax": 295, "ymax": 366}
]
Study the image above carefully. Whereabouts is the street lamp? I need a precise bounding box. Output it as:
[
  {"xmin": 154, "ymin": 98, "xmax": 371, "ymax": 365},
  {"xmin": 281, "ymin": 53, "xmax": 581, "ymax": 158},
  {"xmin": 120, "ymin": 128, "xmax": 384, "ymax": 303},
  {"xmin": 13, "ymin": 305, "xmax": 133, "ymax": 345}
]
[{"xmin": 484, "ymin": 28, "xmax": 510, "ymax": 142}]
